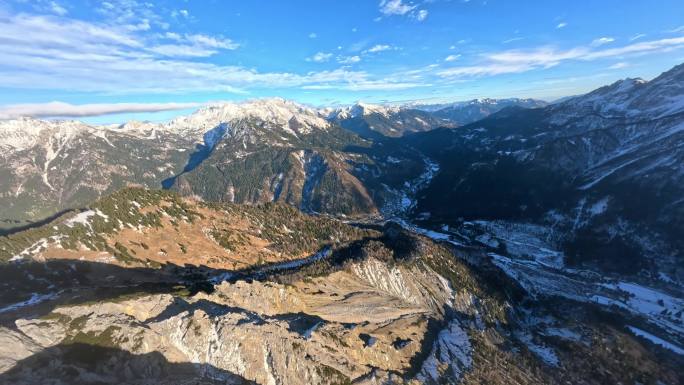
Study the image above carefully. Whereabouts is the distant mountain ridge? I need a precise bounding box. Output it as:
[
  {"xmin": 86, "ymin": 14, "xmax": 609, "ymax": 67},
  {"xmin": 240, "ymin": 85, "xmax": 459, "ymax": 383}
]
[
  {"xmin": 404, "ymin": 62, "xmax": 684, "ymax": 279},
  {"xmin": 0, "ymin": 98, "xmax": 428, "ymax": 226},
  {"xmin": 430, "ymin": 98, "xmax": 548, "ymax": 126},
  {"xmin": 1, "ymin": 96, "xmax": 547, "ymax": 226}
]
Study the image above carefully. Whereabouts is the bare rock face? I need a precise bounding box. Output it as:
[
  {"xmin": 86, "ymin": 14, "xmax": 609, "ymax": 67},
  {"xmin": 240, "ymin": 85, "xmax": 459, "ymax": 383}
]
[
  {"xmin": 0, "ymin": 327, "xmax": 44, "ymax": 373},
  {"xmin": 0, "ymin": 251, "xmax": 482, "ymax": 385}
]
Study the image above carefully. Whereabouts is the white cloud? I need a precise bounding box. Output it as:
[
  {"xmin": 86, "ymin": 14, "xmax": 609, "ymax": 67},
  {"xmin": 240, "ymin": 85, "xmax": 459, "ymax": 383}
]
[
  {"xmin": 438, "ymin": 63, "xmax": 537, "ymax": 78},
  {"xmin": 630, "ymin": 33, "xmax": 646, "ymax": 41},
  {"xmin": 667, "ymin": 25, "xmax": 684, "ymax": 33},
  {"xmin": 308, "ymin": 32, "xmax": 317, "ymax": 38},
  {"xmin": 484, "ymin": 47, "xmax": 587, "ymax": 67},
  {"xmin": 502, "ymin": 37, "xmax": 524, "ymax": 44},
  {"xmin": 415, "ymin": 9, "xmax": 428, "ymax": 21},
  {"xmin": 171, "ymin": 9, "xmax": 190, "ymax": 19},
  {"xmin": 445, "ymin": 54, "xmax": 461, "ymax": 62},
  {"xmin": 48, "ymin": 1, "xmax": 68, "ymax": 16},
  {"xmin": 185, "ymin": 34, "xmax": 239, "ymax": 50},
  {"xmin": 96, "ymin": 0, "xmax": 167, "ymax": 30},
  {"xmin": 0, "ymin": 101, "xmax": 201, "ymax": 120},
  {"xmin": 438, "ymin": 36, "xmax": 684, "ymax": 79},
  {"xmin": 150, "ymin": 33, "xmax": 239, "ymax": 57},
  {"xmin": 378, "ymin": 0, "xmax": 428, "ymax": 22},
  {"xmin": 165, "ymin": 32, "xmax": 181, "ymax": 40},
  {"xmin": 127, "ymin": 18, "xmax": 150, "ymax": 31},
  {"xmin": 8, "ymin": 5, "xmax": 681, "ymax": 98},
  {"xmin": 0, "ymin": 13, "xmax": 419, "ymax": 94},
  {"xmin": 556, "ymin": 22, "xmax": 567, "ymax": 29},
  {"xmin": 591, "ymin": 37, "xmax": 615, "ymax": 47},
  {"xmin": 338, "ymin": 55, "xmax": 361, "ymax": 64},
  {"xmin": 582, "ymin": 36, "xmax": 684, "ymax": 59},
  {"xmin": 306, "ymin": 52, "xmax": 333, "ymax": 63},
  {"xmin": 303, "ymin": 80, "xmax": 427, "ymax": 91},
  {"xmin": 379, "ymin": 0, "xmax": 416, "ymax": 16},
  {"xmin": 148, "ymin": 44, "xmax": 217, "ymax": 58},
  {"xmin": 365, "ymin": 44, "xmax": 393, "ymax": 53},
  {"xmin": 609, "ymin": 62, "xmax": 629, "ymax": 69}
]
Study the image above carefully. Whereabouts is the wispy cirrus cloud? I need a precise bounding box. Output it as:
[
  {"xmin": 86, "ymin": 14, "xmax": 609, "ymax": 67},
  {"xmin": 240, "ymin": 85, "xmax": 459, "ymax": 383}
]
[
  {"xmin": 0, "ymin": 101, "xmax": 202, "ymax": 120},
  {"xmin": 379, "ymin": 0, "xmax": 416, "ymax": 15},
  {"xmin": 0, "ymin": 10, "xmax": 425, "ymax": 94},
  {"xmin": 364, "ymin": 44, "xmax": 395, "ymax": 53},
  {"xmin": 590, "ymin": 37, "xmax": 615, "ymax": 47},
  {"xmin": 415, "ymin": 9, "xmax": 428, "ymax": 21},
  {"xmin": 438, "ymin": 36, "xmax": 684, "ymax": 79},
  {"xmin": 171, "ymin": 9, "xmax": 190, "ymax": 19},
  {"xmin": 609, "ymin": 62, "xmax": 629, "ymax": 69},
  {"xmin": 338, "ymin": 55, "xmax": 361, "ymax": 64},
  {"xmin": 378, "ymin": 0, "xmax": 428, "ymax": 21},
  {"xmin": 97, "ymin": 0, "xmax": 169, "ymax": 30},
  {"xmin": 502, "ymin": 37, "xmax": 524, "ymax": 44},
  {"xmin": 306, "ymin": 52, "xmax": 333, "ymax": 63},
  {"xmin": 302, "ymin": 80, "xmax": 428, "ymax": 91},
  {"xmin": 150, "ymin": 32, "xmax": 239, "ymax": 57},
  {"xmin": 47, "ymin": 1, "xmax": 67, "ymax": 16}
]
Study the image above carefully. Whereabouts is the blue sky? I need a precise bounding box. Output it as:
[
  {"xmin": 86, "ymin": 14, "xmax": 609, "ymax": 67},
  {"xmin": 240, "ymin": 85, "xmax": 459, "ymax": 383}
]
[{"xmin": 0, "ymin": 0, "xmax": 683, "ymax": 123}]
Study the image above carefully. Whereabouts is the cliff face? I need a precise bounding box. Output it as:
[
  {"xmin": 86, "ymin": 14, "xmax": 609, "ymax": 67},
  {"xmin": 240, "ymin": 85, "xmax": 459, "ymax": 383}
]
[{"xmin": 0, "ymin": 216, "xmax": 496, "ymax": 384}]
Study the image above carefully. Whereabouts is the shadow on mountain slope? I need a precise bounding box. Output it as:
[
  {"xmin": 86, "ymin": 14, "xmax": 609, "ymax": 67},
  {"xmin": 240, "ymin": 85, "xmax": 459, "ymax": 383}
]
[
  {"xmin": 0, "ymin": 243, "xmax": 334, "ymax": 326},
  {"xmin": 162, "ymin": 123, "xmax": 228, "ymax": 189},
  {"xmin": 0, "ymin": 232, "xmax": 387, "ymax": 325},
  {"xmin": 0, "ymin": 223, "xmax": 463, "ymax": 326},
  {"xmin": 0, "ymin": 342, "xmax": 256, "ymax": 385},
  {"xmin": 0, "ymin": 208, "xmax": 77, "ymax": 236}
]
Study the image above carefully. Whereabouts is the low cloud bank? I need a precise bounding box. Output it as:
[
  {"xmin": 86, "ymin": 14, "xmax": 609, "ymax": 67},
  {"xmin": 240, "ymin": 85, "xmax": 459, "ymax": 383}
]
[{"xmin": 0, "ymin": 102, "xmax": 201, "ymax": 120}]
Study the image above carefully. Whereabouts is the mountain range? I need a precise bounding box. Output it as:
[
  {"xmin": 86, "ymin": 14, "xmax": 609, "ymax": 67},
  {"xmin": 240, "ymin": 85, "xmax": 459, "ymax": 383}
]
[
  {"xmin": 0, "ymin": 97, "xmax": 545, "ymax": 229},
  {"xmin": 0, "ymin": 64, "xmax": 683, "ymax": 384}
]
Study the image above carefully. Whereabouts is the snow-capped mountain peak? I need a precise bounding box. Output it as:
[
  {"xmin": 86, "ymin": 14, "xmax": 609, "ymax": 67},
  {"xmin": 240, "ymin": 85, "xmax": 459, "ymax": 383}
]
[
  {"xmin": 554, "ymin": 64, "xmax": 684, "ymax": 119},
  {"xmin": 0, "ymin": 117, "xmax": 94, "ymax": 151},
  {"xmin": 327, "ymin": 102, "xmax": 402, "ymax": 120},
  {"xmin": 165, "ymin": 98, "xmax": 331, "ymax": 137}
]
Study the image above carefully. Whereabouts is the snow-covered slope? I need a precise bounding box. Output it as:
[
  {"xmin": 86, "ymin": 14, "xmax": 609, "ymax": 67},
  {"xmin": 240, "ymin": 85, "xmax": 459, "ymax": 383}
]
[{"xmin": 553, "ymin": 63, "xmax": 684, "ymax": 120}]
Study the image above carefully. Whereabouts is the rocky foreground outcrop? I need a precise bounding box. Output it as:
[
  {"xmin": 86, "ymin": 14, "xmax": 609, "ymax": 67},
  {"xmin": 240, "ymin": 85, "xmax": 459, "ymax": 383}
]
[{"xmin": 0, "ymin": 233, "xmax": 495, "ymax": 384}]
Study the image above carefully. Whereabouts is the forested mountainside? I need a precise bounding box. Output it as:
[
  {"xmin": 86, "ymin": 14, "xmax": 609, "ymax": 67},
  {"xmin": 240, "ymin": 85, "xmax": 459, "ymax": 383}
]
[
  {"xmin": 0, "ymin": 118, "xmax": 193, "ymax": 229},
  {"xmin": 0, "ymin": 98, "xmax": 545, "ymax": 229}
]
